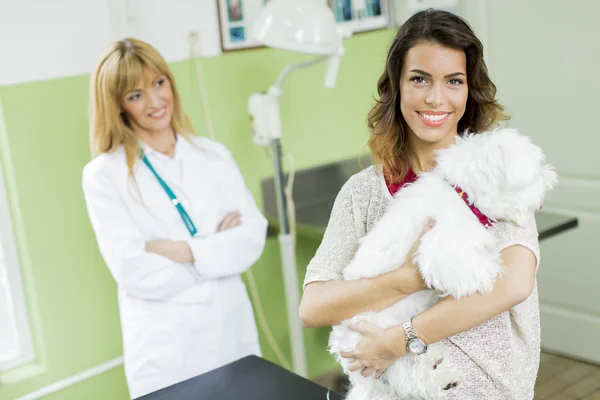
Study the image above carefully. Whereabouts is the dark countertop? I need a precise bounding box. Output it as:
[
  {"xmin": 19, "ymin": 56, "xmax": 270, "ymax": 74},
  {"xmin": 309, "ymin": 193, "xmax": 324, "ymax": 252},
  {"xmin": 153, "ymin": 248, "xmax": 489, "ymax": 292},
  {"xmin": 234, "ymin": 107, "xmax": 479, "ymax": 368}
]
[
  {"xmin": 262, "ymin": 156, "xmax": 578, "ymax": 241},
  {"xmin": 265, "ymin": 199, "xmax": 578, "ymax": 242},
  {"xmin": 536, "ymin": 211, "xmax": 579, "ymax": 240},
  {"xmin": 136, "ymin": 355, "xmax": 343, "ymax": 400}
]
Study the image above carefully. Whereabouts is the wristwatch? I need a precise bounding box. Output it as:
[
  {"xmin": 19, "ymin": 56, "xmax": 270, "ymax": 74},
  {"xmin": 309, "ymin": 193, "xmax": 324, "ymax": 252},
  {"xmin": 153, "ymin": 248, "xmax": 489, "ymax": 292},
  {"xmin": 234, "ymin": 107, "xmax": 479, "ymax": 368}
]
[{"xmin": 402, "ymin": 319, "xmax": 428, "ymax": 355}]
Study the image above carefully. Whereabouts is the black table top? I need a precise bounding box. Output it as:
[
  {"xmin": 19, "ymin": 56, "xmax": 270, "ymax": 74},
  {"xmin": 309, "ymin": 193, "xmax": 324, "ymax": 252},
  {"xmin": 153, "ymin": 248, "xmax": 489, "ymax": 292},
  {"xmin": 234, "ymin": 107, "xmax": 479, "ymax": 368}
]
[
  {"xmin": 261, "ymin": 156, "xmax": 579, "ymax": 242},
  {"xmin": 136, "ymin": 356, "xmax": 343, "ymax": 400},
  {"xmin": 535, "ymin": 211, "xmax": 578, "ymax": 240},
  {"xmin": 266, "ymin": 201, "xmax": 579, "ymax": 242}
]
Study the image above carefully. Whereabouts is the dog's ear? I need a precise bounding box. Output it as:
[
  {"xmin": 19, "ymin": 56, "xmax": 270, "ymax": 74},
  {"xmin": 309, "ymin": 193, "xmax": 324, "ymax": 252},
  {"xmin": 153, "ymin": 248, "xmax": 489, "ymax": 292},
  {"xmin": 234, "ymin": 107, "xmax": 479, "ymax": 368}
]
[
  {"xmin": 495, "ymin": 129, "xmax": 543, "ymax": 190},
  {"xmin": 494, "ymin": 129, "xmax": 557, "ymax": 199},
  {"xmin": 494, "ymin": 129, "xmax": 558, "ymax": 223}
]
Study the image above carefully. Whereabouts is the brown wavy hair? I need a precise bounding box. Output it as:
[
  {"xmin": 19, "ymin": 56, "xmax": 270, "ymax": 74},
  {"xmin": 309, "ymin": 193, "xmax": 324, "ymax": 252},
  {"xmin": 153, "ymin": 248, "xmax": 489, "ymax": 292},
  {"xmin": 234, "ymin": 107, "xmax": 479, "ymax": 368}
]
[{"xmin": 368, "ymin": 9, "xmax": 508, "ymax": 182}]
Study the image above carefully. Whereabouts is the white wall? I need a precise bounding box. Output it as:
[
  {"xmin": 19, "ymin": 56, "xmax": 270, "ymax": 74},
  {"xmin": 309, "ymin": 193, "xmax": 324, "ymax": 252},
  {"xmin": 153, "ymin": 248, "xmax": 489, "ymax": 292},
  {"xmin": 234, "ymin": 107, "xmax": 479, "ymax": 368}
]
[
  {"xmin": 0, "ymin": 0, "xmax": 221, "ymax": 86},
  {"xmin": 484, "ymin": 0, "xmax": 600, "ymax": 363}
]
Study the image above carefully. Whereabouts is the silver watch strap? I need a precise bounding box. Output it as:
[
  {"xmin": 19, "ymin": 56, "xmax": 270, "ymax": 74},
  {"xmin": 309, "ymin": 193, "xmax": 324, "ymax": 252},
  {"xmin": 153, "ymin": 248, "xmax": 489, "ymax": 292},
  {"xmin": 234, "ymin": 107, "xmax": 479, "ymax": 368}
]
[{"xmin": 402, "ymin": 319, "xmax": 418, "ymax": 341}]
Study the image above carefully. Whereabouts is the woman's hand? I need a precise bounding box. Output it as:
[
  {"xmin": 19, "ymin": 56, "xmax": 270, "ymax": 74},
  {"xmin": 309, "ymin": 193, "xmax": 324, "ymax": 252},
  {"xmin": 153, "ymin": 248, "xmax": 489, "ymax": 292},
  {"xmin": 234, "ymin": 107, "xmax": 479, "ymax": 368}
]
[
  {"xmin": 146, "ymin": 240, "xmax": 194, "ymax": 263},
  {"xmin": 388, "ymin": 220, "xmax": 435, "ymax": 295},
  {"xmin": 340, "ymin": 322, "xmax": 406, "ymax": 379},
  {"xmin": 218, "ymin": 211, "xmax": 241, "ymax": 232}
]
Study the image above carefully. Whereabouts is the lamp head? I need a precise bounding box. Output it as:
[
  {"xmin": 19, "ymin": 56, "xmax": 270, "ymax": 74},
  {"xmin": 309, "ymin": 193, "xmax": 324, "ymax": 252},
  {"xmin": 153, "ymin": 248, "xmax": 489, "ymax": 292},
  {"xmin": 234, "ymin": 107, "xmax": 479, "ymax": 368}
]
[{"xmin": 251, "ymin": 0, "xmax": 339, "ymax": 55}]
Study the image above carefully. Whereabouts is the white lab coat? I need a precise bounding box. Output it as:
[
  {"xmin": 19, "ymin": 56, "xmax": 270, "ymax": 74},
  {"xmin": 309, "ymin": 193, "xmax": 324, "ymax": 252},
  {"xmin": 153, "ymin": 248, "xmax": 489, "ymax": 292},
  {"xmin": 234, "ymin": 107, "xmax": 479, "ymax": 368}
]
[{"xmin": 82, "ymin": 135, "xmax": 267, "ymax": 398}]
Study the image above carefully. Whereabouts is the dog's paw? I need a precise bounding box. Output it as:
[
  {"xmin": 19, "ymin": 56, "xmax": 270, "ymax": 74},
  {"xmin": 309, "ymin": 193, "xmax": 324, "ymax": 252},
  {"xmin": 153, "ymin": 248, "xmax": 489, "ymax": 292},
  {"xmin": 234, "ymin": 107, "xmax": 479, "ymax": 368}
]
[
  {"xmin": 434, "ymin": 367, "xmax": 462, "ymax": 391},
  {"xmin": 432, "ymin": 354, "xmax": 444, "ymax": 370},
  {"xmin": 423, "ymin": 343, "xmax": 445, "ymax": 370}
]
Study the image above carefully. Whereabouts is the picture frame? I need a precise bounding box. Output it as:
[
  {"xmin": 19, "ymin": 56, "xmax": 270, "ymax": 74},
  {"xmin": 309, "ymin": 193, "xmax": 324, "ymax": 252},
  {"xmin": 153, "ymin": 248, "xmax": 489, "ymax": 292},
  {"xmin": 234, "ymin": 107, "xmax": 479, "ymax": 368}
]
[
  {"xmin": 217, "ymin": 0, "xmax": 270, "ymax": 52},
  {"xmin": 328, "ymin": 0, "xmax": 388, "ymax": 34}
]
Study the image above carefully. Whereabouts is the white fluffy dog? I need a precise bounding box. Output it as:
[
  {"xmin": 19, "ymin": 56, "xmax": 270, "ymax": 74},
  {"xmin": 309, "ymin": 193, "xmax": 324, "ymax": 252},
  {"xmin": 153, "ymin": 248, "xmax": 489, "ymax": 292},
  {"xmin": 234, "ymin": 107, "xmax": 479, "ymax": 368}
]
[{"xmin": 329, "ymin": 128, "xmax": 557, "ymax": 400}]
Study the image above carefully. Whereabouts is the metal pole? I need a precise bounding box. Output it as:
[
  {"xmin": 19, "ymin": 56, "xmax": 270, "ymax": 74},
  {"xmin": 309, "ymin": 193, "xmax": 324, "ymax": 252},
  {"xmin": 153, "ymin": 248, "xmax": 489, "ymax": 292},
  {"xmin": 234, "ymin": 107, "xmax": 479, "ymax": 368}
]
[
  {"xmin": 272, "ymin": 138, "xmax": 290, "ymax": 234},
  {"xmin": 271, "ymin": 138, "xmax": 308, "ymax": 377},
  {"xmin": 263, "ymin": 55, "xmax": 329, "ymax": 378}
]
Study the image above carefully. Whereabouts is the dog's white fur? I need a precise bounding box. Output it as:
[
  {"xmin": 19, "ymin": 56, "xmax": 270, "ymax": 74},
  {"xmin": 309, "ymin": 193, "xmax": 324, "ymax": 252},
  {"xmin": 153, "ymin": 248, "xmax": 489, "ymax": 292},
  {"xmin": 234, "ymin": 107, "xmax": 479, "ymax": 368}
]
[{"xmin": 329, "ymin": 128, "xmax": 557, "ymax": 400}]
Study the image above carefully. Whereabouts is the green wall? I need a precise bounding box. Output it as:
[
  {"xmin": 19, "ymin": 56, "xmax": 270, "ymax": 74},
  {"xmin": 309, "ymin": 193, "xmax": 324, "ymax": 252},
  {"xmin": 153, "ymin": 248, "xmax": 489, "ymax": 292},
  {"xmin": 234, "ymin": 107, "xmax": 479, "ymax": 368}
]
[{"xmin": 0, "ymin": 29, "xmax": 394, "ymax": 399}]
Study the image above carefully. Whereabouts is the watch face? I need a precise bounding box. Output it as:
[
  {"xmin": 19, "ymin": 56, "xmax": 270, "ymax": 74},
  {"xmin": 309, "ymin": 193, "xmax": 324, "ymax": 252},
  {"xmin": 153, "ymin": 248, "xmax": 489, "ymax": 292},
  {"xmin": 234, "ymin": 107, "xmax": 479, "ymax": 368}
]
[{"xmin": 407, "ymin": 338, "xmax": 427, "ymax": 354}]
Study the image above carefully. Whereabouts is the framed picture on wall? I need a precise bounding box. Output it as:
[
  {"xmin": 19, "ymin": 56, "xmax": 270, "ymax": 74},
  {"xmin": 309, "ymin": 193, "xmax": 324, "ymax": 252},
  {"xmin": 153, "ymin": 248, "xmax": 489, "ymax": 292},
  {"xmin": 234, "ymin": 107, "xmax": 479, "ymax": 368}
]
[
  {"xmin": 217, "ymin": 0, "xmax": 270, "ymax": 51},
  {"xmin": 328, "ymin": 0, "xmax": 388, "ymax": 34}
]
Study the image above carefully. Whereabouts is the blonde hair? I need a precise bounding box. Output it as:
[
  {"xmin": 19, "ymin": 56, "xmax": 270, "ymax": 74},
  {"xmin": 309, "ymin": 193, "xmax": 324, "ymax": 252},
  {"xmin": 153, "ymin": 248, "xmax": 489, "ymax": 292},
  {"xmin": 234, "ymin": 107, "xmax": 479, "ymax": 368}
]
[{"xmin": 89, "ymin": 38, "xmax": 195, "ymax": 175}]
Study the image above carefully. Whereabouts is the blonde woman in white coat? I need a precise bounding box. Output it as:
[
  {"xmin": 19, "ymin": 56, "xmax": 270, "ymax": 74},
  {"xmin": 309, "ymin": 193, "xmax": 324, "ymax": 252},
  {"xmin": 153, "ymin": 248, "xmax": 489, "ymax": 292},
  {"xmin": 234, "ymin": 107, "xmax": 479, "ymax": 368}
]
[{"xmin": 82, "ymin": 38, "xmax": 267, "ymax": 398}]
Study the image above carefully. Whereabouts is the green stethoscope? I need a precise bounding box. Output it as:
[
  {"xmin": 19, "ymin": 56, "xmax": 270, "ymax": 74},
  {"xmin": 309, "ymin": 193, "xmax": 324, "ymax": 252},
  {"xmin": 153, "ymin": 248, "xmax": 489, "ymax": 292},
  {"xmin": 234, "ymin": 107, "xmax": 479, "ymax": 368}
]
[{"xmin": 140, "ymin": 150, "xmax": 198, "ymax": 237}]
